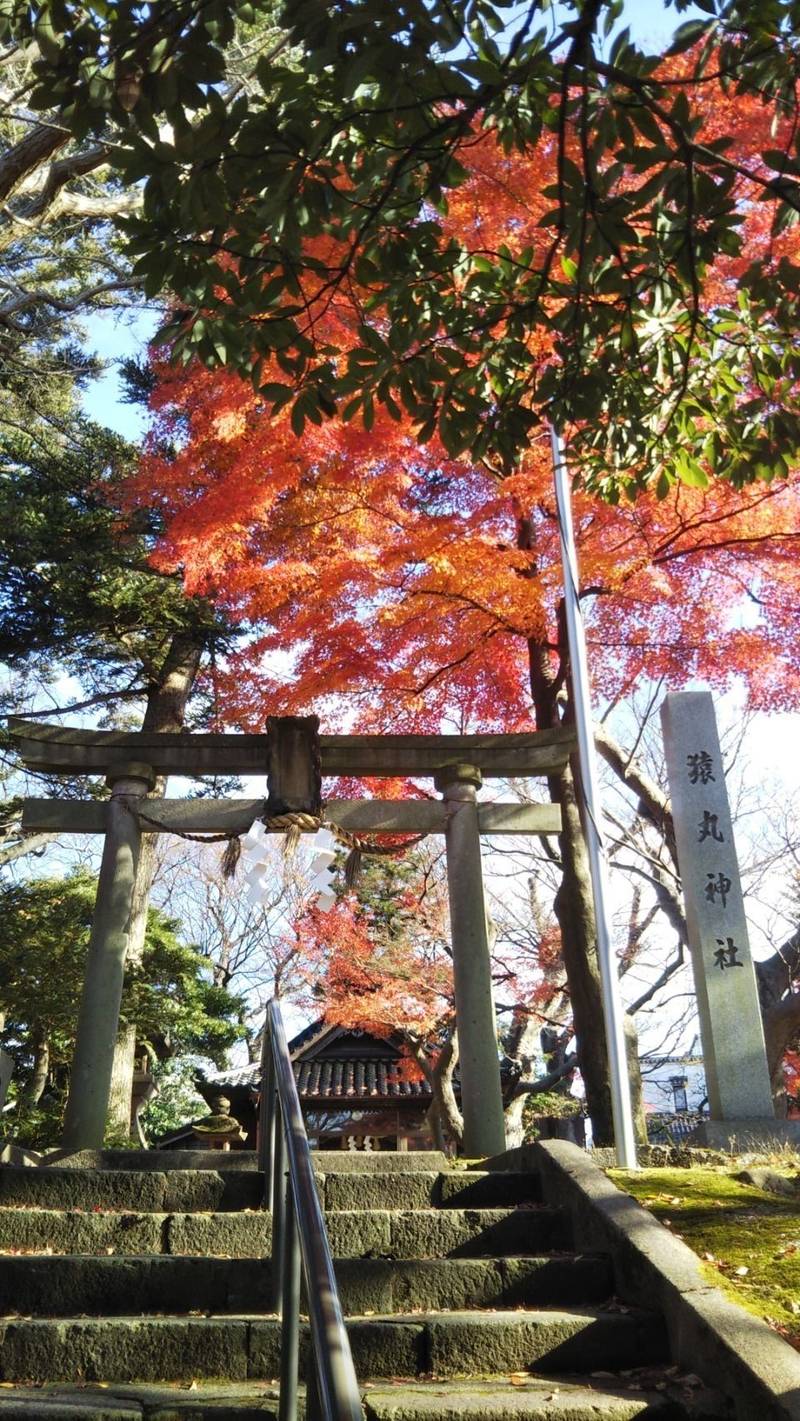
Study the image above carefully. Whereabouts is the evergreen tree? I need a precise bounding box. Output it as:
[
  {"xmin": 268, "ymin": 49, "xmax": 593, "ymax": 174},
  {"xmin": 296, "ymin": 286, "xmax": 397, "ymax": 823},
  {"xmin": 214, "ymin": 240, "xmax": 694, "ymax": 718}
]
[{"xmin": 0, "ymin": 870, "xmax": 243, "ymax": 1147}]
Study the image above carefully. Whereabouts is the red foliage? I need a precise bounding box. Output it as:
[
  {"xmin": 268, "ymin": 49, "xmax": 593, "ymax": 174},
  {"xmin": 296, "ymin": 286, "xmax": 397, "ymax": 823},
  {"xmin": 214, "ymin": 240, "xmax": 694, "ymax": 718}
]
[
  {"xmin": 784, "ymin": 1047, "xmax": 800, "ymax": 1116},
  {"xmin": 118, "ymin": 94, "xmax": 800, "ymax": 1079},
  {"xmin": 119, "ymin": 67, "xmax": 800, "ymax": 727}
]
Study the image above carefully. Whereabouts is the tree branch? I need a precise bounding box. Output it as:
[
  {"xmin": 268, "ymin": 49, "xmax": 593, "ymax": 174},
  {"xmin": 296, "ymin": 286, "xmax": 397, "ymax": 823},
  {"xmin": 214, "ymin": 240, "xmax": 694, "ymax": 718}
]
[
  {"xmin": 509, "ymin": 1053, "xmax": 577, "ymax": 1100},
  {"xmin": 0, "ymin": 275, "xmax": 142, "ymax": 323},
  {"xmin": 0, "ymin": 830, "xmax": 58, "ymax": 867},
  {"xmin": 0, "ymin": 123, "xmax": 67, "ymax": 203},
  {"xmin": 594, "ymin": 720, "xmax": 676, "ymax": 859}
]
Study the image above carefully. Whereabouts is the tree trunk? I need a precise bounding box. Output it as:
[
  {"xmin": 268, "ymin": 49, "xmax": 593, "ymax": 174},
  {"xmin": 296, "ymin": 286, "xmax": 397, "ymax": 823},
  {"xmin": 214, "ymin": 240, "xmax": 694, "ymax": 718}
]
[
  {"xmin": 409, "ymin": 1029, "xmax": 463, "ymax": 1150},
  {"xmin": 104, "ymin": 630, "xmax": 206, "ymax": 1141},
  {"xmin": 624, "ymin": 1013, "xmax": 649, "ymax": 1146},
  {"xmin": 552, "ymin": 760, "xmax": 615, "ymax": 1143},
  {"xmin": 22, "ymin": 1024, "xmax": 49, "ymax": 1105},
  {"xmin": 503, "ymin": 1011, "xmax": 541, "ymax": 1147},
  {"xmin": 432, "ymin": 1032, "xmax": 463, "ymax": 1149},
  {"xmin": 425, "ymin": 1099, "xmax": 447, "ymax": 1151},
  {"xmin": 515, "ymin": 506, "xmax": 616, "ymax": 1142}
]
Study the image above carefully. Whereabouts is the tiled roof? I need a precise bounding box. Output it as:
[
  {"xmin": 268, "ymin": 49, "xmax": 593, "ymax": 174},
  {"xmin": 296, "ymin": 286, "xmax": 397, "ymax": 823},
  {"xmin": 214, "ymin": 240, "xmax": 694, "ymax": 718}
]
[
  {"xmin": 295, "ymin": 1057, "xmax": 429, "ymax": 1099},
  {"xmin": 211, "ymin": 1056, "xmax": 429, "ymax": 1100}
]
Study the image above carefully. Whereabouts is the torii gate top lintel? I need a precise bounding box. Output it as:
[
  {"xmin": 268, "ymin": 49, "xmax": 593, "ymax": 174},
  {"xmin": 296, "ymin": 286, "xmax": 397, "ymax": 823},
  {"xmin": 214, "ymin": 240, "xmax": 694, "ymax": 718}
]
[
  {"xmin": 9, "ymin": 716, "xmax": 575, "ymax": 778},
  {"xmin": 12, "ymin": 716, "xmax": 575, "ymax": 841}
]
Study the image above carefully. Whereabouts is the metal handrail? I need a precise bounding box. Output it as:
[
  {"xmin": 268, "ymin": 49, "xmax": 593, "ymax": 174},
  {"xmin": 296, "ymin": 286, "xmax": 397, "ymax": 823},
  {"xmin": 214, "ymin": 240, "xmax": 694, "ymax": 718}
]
[{"xmin": 258, "ymin": 999, "xmax": 363, "ymax": 1421}]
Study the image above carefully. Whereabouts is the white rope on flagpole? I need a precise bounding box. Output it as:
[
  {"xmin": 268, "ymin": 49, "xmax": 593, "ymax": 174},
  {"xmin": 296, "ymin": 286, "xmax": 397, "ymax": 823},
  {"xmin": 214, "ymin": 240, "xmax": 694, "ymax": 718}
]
[{"xmin": 550, "ymin": 426, "xmax": 638, "ymax": 1169}]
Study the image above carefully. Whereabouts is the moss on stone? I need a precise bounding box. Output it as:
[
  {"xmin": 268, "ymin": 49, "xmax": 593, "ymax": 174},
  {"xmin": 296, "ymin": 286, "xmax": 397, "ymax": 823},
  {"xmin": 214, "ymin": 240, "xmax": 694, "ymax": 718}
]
[{"xmin": 608, "ymin": 1166, "xmax": 800, "ymax": 1349}]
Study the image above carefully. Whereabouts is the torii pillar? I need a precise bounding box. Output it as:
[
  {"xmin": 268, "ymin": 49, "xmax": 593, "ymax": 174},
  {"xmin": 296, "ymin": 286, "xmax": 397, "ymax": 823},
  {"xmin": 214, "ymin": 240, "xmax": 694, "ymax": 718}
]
[
  {"xmin": 436, "ymin": 765, "xmax": 506, "ymax": 1157},
  {"xmin": 62, "ymin": 762, "xmax": 155, "ymax": 1150}
]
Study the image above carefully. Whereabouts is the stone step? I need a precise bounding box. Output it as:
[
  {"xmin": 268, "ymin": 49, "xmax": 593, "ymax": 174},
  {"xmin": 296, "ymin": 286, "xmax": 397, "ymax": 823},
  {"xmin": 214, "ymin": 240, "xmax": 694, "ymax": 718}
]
[
  {"xmin": 0, "ymin": 1309, "xmax": 668, "ymax": 1383},
  {"xmin": 0, "ymin": 1252, "xmax": 612, "ymax": 1316},
  {"xmin": 0, "ymin": 1374, "xmax": 728, "ymax": 1419},
  {"xmin": 331, "ymin": 1204, "xmax": 566, "ymax": 1256},
  {"xmin": 31, "ymin": 1149, "xmax": 452, "ymax": 1173},
  {"xmin": 0, "ymin": 1168, "xmax": 265, "ymax": 1214},
  {"xmin": 0, "ymin": 1205, "xmax": 567, "ymax": 1258},
  {"xmin": 0, "ymin": 1168, "xmax": 543, "ymax": 1214},
  {"xmin": 324, "ymin": 1170, "xmax": 541, "ymax": 1212}
]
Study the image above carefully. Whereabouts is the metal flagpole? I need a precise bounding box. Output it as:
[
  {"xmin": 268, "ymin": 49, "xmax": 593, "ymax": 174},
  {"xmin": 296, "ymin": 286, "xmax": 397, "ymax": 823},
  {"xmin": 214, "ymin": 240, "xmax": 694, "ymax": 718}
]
[{"xmin": 549, "ymin": 426, "xmax": 638, "ymax": 1169}]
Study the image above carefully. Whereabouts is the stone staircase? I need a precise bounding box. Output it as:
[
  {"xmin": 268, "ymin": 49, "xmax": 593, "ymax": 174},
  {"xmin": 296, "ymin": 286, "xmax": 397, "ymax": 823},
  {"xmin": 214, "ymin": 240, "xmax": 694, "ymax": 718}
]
[{"xmin": 0, "ymin": 1149, "xmax": 726, "ymax": 1418}]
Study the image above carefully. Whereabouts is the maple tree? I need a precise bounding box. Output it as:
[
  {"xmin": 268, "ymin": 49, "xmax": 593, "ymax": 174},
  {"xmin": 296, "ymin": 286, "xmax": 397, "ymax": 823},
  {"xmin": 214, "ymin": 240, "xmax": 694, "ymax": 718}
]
[
  {"xmin": 288, "ymin": 851, "xmax": 570, "ymax": 1147},
  {"xmin": 112, "ymin": 61, "xmax": 800, "ymax": 1142},
  {"xmin": 120, "ymin": 315, "xmax": 800, "ymax": 1142}
]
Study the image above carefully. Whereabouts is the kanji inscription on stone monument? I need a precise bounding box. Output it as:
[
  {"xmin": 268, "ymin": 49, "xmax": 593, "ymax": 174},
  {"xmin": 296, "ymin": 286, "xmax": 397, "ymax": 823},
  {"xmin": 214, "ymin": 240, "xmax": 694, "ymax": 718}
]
[{"xmin": 661, "ymin": 691, "xmax": 774, "ymax": 1121}]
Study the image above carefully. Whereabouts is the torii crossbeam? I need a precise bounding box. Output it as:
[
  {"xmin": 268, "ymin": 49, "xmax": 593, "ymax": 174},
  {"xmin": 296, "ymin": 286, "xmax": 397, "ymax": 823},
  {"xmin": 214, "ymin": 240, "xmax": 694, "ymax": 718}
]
[{"xmin": 11, "ymin": 717, "xmax": 574, "ymax": 1156}]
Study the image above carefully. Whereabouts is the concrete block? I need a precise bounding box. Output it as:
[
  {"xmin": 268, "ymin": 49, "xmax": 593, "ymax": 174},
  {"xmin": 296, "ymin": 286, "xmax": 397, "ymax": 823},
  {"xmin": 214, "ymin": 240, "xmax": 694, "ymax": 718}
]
[
  {"xmin": 534, "ymin": 1140, "xmax": 800, "ymax": 1421},
  {"xmin": 388, "ymin": 1206, "xmax": 568, "ymax": 1259},
  {"xmin": 41, "ymin": 1150, "xmax": 260, "ymax": 1172},
  {"xmin": 0, "ymin": 1209, "xmax": 165, "ymax": 1256},
  {"xmin": 437, "ymin": 1173, "xmax": 541, "ymax": 1209},
  {"xmin": 672, "ymin": 1286, "xmax": 800, "ymax": 1421},
  {"xmin": 245, "ymin": 1321, "xmax": 282, "ymax": 1380},
  {"xmin": 360, "ymin": 1377, "xmax": 690, "ymax": 1420},
  {"xmin": 0, "ymin": 1169, "xmax": 167, "ymax": 1212},
  {"xmin": 166, "ymin": 1212, "xmax": 271, "ymax": 1259},
  {"xmin": 425, "ymin": 1309, "xmax": 667, "ymax": 1377},
  {"xmin": 0, "ymin": 1257, "xmax": 274, "ymax": 1318},
  {"xmin": 319, "ymin": 1259, "xmax": 393, "ymax": 1315},
  {"xmin": 0, "ymin": 1388, "xmax": 142, "ymax": 1419},
  {"xmin": 161, "ymin": 1172, "xmax": 263, "ymax": 1214},
  {"xmin": 346, "ymin": 1320, "xmax": 425, "ymax": 1379},
  {"xmin": 390, "ymin": 1259, "xmax": 504, "ymax": 1312},
  {"xmin": 0, "ymin": 1318, "xmax": 249, "ymax": 1383},
  {"xmin": 326, "ymin": 1209, "xmax": 391, "ymax": 1258},
  {"xmin": 500, "ymin": 1255, "xmax": 613, "ymax": 1306},
  {"xmin": 390, "ymin": 1208, "xmax": 506, "ymax": 1259},
  {"xmin": 250, "ymin": 1318, "xmax": 425, "ymax": 1383},
  {"xmin": 313, "ymin": 1152, "xmax": 450, "ymax": 1174},
  {"xmin": 324, "ymin": 1173, "xmax": 438, "ymax": 1212}
]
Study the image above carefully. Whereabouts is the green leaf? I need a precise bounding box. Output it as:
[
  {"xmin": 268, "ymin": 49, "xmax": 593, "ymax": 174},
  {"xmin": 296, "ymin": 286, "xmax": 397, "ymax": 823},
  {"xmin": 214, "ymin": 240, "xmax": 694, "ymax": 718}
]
[
  {"xmin": 667, "ymin": 19, "xmax": 712, "ymax": 55},
  {"xmin": 290, "ymin": 400, "xmax": 306, "ymax": 437}
]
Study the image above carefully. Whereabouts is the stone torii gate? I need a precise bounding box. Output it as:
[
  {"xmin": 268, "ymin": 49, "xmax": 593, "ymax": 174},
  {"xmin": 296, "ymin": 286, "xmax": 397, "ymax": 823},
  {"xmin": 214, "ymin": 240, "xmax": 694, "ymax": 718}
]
[{"xmin": 11, "ymin": 716, "xmax": 574, "ymax": 1158}]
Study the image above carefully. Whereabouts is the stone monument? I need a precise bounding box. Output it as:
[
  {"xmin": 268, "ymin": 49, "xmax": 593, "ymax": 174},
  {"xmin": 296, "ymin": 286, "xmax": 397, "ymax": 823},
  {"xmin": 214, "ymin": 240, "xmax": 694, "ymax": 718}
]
[{"xmin": 661, "ymin": 691, "xmax": 799, "ymax": 1149}]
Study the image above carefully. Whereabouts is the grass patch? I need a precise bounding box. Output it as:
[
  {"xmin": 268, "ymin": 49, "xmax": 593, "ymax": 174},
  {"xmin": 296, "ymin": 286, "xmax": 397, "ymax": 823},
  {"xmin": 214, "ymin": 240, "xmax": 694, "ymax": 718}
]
[{"xmin": 608, "ymin": 1166, "xmax": 800, "ymax": 1349}]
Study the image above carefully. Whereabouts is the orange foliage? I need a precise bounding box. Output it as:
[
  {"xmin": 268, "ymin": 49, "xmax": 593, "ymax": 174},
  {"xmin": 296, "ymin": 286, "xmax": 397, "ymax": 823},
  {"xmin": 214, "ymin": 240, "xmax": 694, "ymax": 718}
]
[
  {"xmin": 289, "ymin": 889, "xmax": 454, "ymax": 1073},
  {"xmin": 120, "ymin": 72, "xmax": 800, "ymax": 733}
]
